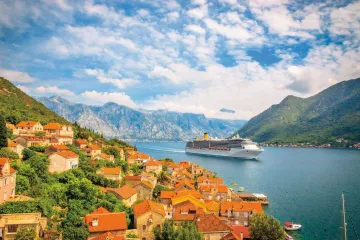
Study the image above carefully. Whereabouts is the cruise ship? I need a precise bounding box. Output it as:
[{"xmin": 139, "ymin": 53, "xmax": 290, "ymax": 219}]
[{"xmin": 185, "ymin": 133, "xmax": 264, "ymax": 159}]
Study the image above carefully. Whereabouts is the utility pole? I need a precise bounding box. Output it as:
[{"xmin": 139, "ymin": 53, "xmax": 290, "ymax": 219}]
[{"xmin": 342, "ymin": 193, "xmax": 347, "ymax": 240}]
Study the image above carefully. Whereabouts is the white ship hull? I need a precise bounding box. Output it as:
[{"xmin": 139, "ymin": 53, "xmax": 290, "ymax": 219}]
[{"xmin": 185, "ymin": 147, "xmax": 264, "ymax": 159}]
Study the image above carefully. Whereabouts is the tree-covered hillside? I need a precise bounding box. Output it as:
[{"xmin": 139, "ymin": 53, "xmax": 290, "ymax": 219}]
[
  {"xmin": 236, "ymin": 78, "xmax": 360, "ymax": 145},
  {"xmin": 0, "ymin": 77, "xmax": 69, "ymax": 125}
]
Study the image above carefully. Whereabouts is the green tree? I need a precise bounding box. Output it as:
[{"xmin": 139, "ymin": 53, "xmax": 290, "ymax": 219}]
[
  {"xmin": 249, "ymin": 213, "xmax": 286, "ymax": 240},
  {"xmin": 0, "ymin": 114, "xmax": 7, "ymax": 148},
  {"xmin": 153, "ymin": 185, "xmax": 169, "ymax": 199},
  {"xmin": 154, "ymin": 221, "xmax": 202, "ymax": 240},
  {"xmin": 0, "ymin": 148, "xmax": 19, "ymax": 160},
  {"xmin": 22, "ymin": 148, "xmax": 36, "ymax": 160},
  {"xmin": 16, "ymin": 175, "xmax": 30, "ymax": 194},
  {"xmin": 130, "ymin": 163, "xmax": 143, "ymax": 175},
  {"xmin": 16, "ymin": 227, "xmax": 36, "ymax": 240}
]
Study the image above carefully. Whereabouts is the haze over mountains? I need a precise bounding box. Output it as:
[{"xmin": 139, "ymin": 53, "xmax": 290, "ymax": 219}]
[
  {"xmin": 39, "ymin": 96, "xmax": 246, "ymax": 141},
  {"xmin": 236, "ymin": 78, "xmax": 360, "ymax": 145}
]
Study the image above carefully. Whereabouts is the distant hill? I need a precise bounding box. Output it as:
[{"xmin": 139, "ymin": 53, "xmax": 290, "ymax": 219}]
[
  {"xmin": 235, "ymin": 78, "xmax": 360, "ymax": 145},
  {"xmin": 0, "ymin": 77, "xmax": 69, "ymax": 125},
  {"xmin": 39, "ymin": 96, "xmax": 246, "ymax": 141}
]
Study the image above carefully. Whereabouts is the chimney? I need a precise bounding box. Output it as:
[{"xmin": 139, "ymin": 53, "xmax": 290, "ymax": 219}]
[
  {"xmin": 92, "ymin": 218, "xmax": 98, "ymax": 227},
  {"xmin": 240, "ymin": 232, "xmax": 243, "ymax": 240}
]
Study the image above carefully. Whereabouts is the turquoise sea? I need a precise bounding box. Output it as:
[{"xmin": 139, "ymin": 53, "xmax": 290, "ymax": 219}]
[{"xmin": 131, "ymin": 142, "xmax": 360, "ymax": 240}]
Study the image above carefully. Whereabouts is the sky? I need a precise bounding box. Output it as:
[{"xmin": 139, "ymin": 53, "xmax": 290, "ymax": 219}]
[{"xmin": 0, "ymin": 0, "xmax": 359, "ymax": 120}]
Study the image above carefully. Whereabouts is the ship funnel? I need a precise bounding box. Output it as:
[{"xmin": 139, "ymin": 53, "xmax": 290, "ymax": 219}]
[
  {"xmin": 204, "ymin": 133, "xmax": 209, "ymax": 140},
  {"xmin": 196, "ymin": 136, "xmax": 200, "ymax": 140}
]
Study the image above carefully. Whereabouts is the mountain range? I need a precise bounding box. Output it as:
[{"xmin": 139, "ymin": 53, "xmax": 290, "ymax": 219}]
[
  {"xmin": 236, "ymin": 78, "xmax": 360, "ymax": 145},
  {"xmin": 39, "ymin": 96, "xmax": 246, "ymax": 141}
]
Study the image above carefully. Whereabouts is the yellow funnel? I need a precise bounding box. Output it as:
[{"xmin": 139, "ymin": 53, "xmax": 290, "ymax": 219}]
[{"xmin": 204, "ymin": 133, "xmax": 209, "ymax": 140}]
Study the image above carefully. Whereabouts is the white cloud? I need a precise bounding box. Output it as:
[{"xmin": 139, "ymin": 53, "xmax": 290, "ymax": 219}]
[
  {"xmin": 329, "ymin": 1, "xmax": 360, "ymax": 38},
  {"xmin": 187, "ymin": 4, "xmax": 208, "ymax": 19},
  {"xmin": 0, "ymin": 68, "xmax": 36, "ymax": 83},
  {"xmin": 35, "ymin": 86, "xmax": 75, "ymax": 96},
  {"xmin": 81, "ymin": 91, "xmax": 136, "ymax": 108},
  {"xmin": 185, "ymin": 24, "xmax": 206, "ymax": 35},
  {"xmin": 192, "ymin": 0, "xmax": 207, "ymax": 5},
  {"xmin": 17, "ymin": 85, "xmax": 30, "ymax": 93},
  {"xmin": 84, "ymin": 69, "xmax": 139, "ymax": 89},
  {"xmin": 165, "ymin": 11, "xmax": 180, "ymax": 22}
]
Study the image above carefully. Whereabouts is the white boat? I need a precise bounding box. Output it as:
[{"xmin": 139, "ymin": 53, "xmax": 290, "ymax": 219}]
[
  {"xmin": 185, "ymin": 133, "xmax": 264, "ymax": 159},
  {"xmin": 284, "ymin": 222, "xmax": 302, "ymax": 231}
]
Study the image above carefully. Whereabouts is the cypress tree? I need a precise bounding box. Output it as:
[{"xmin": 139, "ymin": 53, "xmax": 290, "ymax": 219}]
[{"xmin": 0, "ymin": 114, "xmax": 7, "ymax": 148}]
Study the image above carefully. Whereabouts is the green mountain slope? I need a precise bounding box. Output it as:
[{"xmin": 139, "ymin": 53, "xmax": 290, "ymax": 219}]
[
  {"xmin": 236, "ymin": 78, "xmax": 360, "ymax": 145},
  {"xmin": 0, "ymin": 77, "xmax": 69, "ymax": 125}
]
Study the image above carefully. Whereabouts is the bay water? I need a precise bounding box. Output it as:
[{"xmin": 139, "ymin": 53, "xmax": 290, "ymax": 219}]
[{"xmin": 132, "ymin": 142, "xmax": 360, "ymax": 240}]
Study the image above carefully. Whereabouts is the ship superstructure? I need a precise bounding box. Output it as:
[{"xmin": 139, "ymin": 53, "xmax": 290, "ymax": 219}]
[{"xmin": 185, "ymin": 133, "xmax": 264, "ymax": 159}]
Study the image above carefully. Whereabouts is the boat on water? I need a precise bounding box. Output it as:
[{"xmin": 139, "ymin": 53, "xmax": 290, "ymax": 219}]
[
  {"xmin": 232, "ymin": 182, "xmax": 238, "ymax": 186},
  {"xmin": 185, "ymin": 133, "xmax": 264, "ymax": 159},
  {"xmin": 284, "ymin": 222, "xmax": 302, "ymax": 231}
]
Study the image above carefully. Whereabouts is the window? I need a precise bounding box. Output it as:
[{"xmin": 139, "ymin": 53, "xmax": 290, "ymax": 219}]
[
  {"xmin": 3, "ymin": 191, "xmax": 6, "ymax": 201},
  {"xmin": 4, "ymin": 178, "xmax": 7, "ymax": 186},
  {"xmin": 7, "ymin": 225, "xmax": 18, "ymax": 233},
  {"xmin": 142, "ymin": 225, "xmax": 146, "ymax": 231}
]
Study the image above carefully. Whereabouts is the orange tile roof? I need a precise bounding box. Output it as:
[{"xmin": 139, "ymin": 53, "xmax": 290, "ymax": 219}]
[
  {"xmin": 133, "ymin": 181, "xmax": 154, "ymax": 190},
  {"xmin": 195, "ymin": 214, "xmax": 232, "ymax": 233},
  {"xmin": 168, "ymin": 162, "xmax": 181, "ymax": 169},
  {"xmin": 220, "ymin": 201, "xmax": 263, "ymax": 214},
  {"xmin": 89, "ymin": 144, "xmax": 101, "ymax": 150},
  {"xmin": 91, "ymin": 207, "xmax": 110, "ymax": 214},
  {"xmin": 49, "ymin": 145, "xmax": 69, "ymax": 151},
  {"xmin": 43, "ymin": 123, "xmax": 62, "ymax": 130},
  {"xmin": 210, "ymin": 177, "xmax": 223, "ymax": 184},
  {"xmin": 197, "ymin": 176, "xmax": 208, "ymax": 182},
  {"xmin": 100, "ymin": 167, "xmax": 121, "ymax": 175},
  {"xmin": 127, "ymin": 152, "xmax": 150, "ymax": 160},
  {"xmin": 175, "ymin": 190, "xmax": 204, "ymax": 199},
  {"xmin": 179, "ymin": 161, "xmax": 191, "ymax": 169},
  {"xmin": 84, "ymin": 208, "xmax": 127, "ymax": 233},
  {"xmin": 133, "ymin": 200, "xmax": 165, "ymax": 217},
  {"xmin": 217, "ymin": 185, "xmax": 228, "ymax": 193},
  {"xmin": 125, "ymin": 175, "xmax": 142, "ymax": 181},
  {"xmin": 75, "ymin": 139, "xmax": 87, "ymax": 144},
  {"xmin": 92, "ymin": 232, "xmax": 125, "ymax": 240},
  {"xmin": 0, "ymin": 158, "xmax": 9, "ymax": 166},
  {"xmin": 112, "ymin": 185, "xmax": 137, "ymax": 199},
  {"xmin": 16, "ymin": 121, "xmax": 39, "ymax": 127},
  {"xmin": 205, "ymin": 200, "xmax": 220, "ymax": 211},
  {"xmin": 96, "ymin": 153, "xmax": 113, "ymax": 160},
  {"xmin": 199, "ymin": 185, "xmax": 213, "ymax": 193},
  {"xmin": 175, "ymin": 180, "xmax": 195, "ymax": 191},
  {"xmin": 53, "ymin": 151, "xmax": 78, "ymax": 159},
  {"xmin": 221, "ymin": 231, "xmax": 242, "ymax": 240},
  {"xmin": 160, "ymin": 191, "xmax": 176, "ymax": 199},
  {"xmin": 146, "ymin": 160, "xmax": 162, "ymax": 167},
  {"xmin": 232, "ymin": 226, "xmax": 250, "ymax": 239}
]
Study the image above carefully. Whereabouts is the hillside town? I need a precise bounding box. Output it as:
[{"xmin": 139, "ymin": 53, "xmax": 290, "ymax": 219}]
[{"xmin": 0, "ymin": 120, "xmax": 273, "ymax": 240}]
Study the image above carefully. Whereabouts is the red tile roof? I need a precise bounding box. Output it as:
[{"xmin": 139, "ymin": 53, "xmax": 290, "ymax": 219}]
[
  {"xmin": 127, "ymin": 152, "xmax": 150, "ymax": 160},
  {"xmin": 125, "ymin": 175, "xmax": 142, "ymax": 181},
  {"xmin": 160, "ymin": 191, "xmax": 176, "ymax": 199},
  {"xmin": 75, "ymin": 139, "xmax": 87, "ymax": 145},
  {"xmin": 91, "ymin": 207, "xmax": 110, "ymax": 214},
  {"xmin": 195, "ymin": 214, "xmax": 232, "ymax": 233},
  {"xmin": 112, "ymin": 185, "xmax": 137, "ymax": 199},
  {"xmin": 179, "ymin": 161, "xmax": 191, "ymax": 169},
  {"xmin": 133, "ymin": 181, "xmax": 154, "ymax": 190},
  {"xmin": 89, "ymin": 144, "xmax": 101, "ymax": 150},
  {"xmin": 146, "ymin": 160, "xmax": 162, "ymax": 167},
  {"xmin": 96, "ymin": 153, "xmax": 113, "ymax": 160},
  {"xmin": 175, "ymin": 190, "xmax": 204, "ymax": 199},
  {"xmin": 232, "ymin": 226, "xmax": 250, "ymax": 239},
  {"xmin": 221, "ymin": 231, "xmax": 242, "ymax": 240},
  {"xmin": 84, "ymin": 208, "xmax": 127, "ymax": 233},
  {"xmin": 16, "ymin": 121, "xmax": 39, "ymax": 127},
  {"xmin": 92, "ymin": 232, "xmax": 125, "ymax": 240},
  {"xmin": 204, "ymin": 200, "xmax": 220, "ymax": 211},
  {"xmin": 133, "ymin": 200, "xmax": 165, "ymax": 217},
  {"xmin": 53, "ymin": 151, "xmax": 78, "ymax": 159},
  {"xmin": 217, "ymin": 185, "xmax": 228, "ymax": 193},
  {"xmin": 49, "ymin": 145, "xmax": 69, "ymax": 151},
  {"xmin": 220, "ymin": 202, "xmax": 263, "ymax": 214}
]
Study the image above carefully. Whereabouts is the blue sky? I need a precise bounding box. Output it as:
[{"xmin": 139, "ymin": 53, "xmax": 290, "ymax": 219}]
[{"xmin": 0, "ymin": 0, "xmax": 359, "ymax": 119}]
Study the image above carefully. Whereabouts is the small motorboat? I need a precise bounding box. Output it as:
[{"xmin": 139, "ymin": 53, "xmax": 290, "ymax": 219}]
[
  {"xmin": 232, "ymin": 182, "xmax": 238, "ymax": 186},
  {"xmin": 237, "ymin": 187, "xmax": 245, "ymax": 192},
  {"xmin": 284, "ymin": 222, "xmax": 302, "ymax": 231}
]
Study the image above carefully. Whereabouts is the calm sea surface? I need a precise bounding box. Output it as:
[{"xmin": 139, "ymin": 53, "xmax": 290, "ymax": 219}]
[{"xmin": 131, "ymin": 142, "xmax": 360, "ymax": 240}]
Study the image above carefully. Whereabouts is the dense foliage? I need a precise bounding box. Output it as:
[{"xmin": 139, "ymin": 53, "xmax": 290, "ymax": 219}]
[
  {"xmin": 249, "ymin": 213, "xmax": 286, "ymax": 240},
  {"xmin": 237, "ymin": 78, "xmax": 360, "ymax": 145},
  {"xmin": 0, "ymin": 77, "xmax": 69, "ymax": 125},
  {"xmin": 16, "ymin": 227, "xmax": 36, "ymax": 240},
  {"xmin": 153, "ymin": 221, "xmax": 203, "ymax": 240},
  {"xmin": 0, "ymin": 114, "xmax": 7, "ymax": 148},
  {"xmin": 0, "ymin": 148, "xmax": 19, "ymax": 160}
]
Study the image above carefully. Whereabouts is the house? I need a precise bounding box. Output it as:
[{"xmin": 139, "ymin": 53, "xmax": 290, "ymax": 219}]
[
  {"xmin": 7, "ymin": 140, "xmax": 24, "ymax": 158},
  {"xmin": 197, "ymin": 176, "xmax": 224, "ymax": 186},
  {"xmin": 5, "ymin": 123, "xmax": 19, "ymax": 135},
  {"xmin": 172, "ymin": 200, "xmax": 203, "ymax": 223},
  {"xmin": 48, "ymin": 151, "xmax": 79, "ymax": 173},
  {"xmin": 75, "ymin": 139, "xmax": 88, "ymax": 148},
  {"xmin": 13, "ymin": 136, "xmax": 50, "ymax": 147},
  {"xmin": 125, "ymin": 175, "xmax": 142, "ymax": 186},
  {"xmin": 191, "ymin": 164, "xmax": 204, "ymax": 175},
  {"xmin": 84, "ymin": 207, "xmax": 127, "ymax": 240},
  {"xmin": 124, "ymin": 147, "xmax": 135, "ymax": 155},
  {"xmin": 83, "ymin": 144, "xmax": 102, "ymax": 158},
  {"xmin": 94, "ymin": 153, "xmax": 115, "ymax": 163},
  {"xmin": 199, "ymin": 184, "xmax": 229, "ymax": 201},
  {"xmin": 127, "ymin": 152, "xmax": 151, "ymax": 165},
  {"xmin": 0, "ymin": 212, "xmax": 47, "ymax": 240},
  {"xmin": 43, "ymin": 122, "xmax": 73, "ymax": 137},
  {"xmin": 171, "ymin": 170, "xmax": 194, "ymax": 184},
  {"xmin": 15, "ymin": 121, "xmax": 43, "ymax": 135},
  {"xmin": 179, "ymin": 161, "xmax": 191, "ymax": 170},
  {"xmin": 195, "ymin": 214, "xmax": 232, "ymax": 240},
  {"xmin": 159, "ymin": 190, "xmax": 205, "ymax": 206},
  {"xmin": 108, "ymin": 185, "xmax": 137, "ymax": 207},
  {"xmin": 174, "ymin": 179, "xmax": 195, "ymax": 192},
  {"xmin": 133, "ymin": 181, "xmax": 154, "ymax": 200},
  {"xmin": 220, "ymin": 202, "xmax": 263, "ymax": 226},
  {"xmin": 92, "ymin": 232, "xmax": 125, "ymax": 240},
  {"xmin": 140, "ymin": 172, "xmax": 157, "ymax": 188},
  {"xmin": 203, "ymin": 170, "xmax": 215, "ymax": 178},
  {"xmin": 167, "ymin": 162, "xmax": 183, "ymax": 173},
  {"xmin": 133, "ymin": 200, "xmax": 166, "ymax": 240},
  {"xmin": 160, "ymin": 191, "xmax": 176, "ymax": 205},
  {"xmin": 221, "ymin": 231, "xmax": 242, "ymax": 240},
  {"xmin": 96, "ymin": 167, "xmax": 122, "ymax": 182},
  {"xmin": 0, "ymin": 158, "xmax": 16, "ymax": 204},
  {"xmin": 145, "ymin": 160, "xmax": 162, "ymax": 175},
  {"xmin": 231, "ymin": 226, "xmax": 250, "ymax": 240},
  {"xmin": 45, "ymin": 144, "xmax": 69, "ymax": 155},
  {"xmin": 53, "ymin": 135, "xmax": 73, "ymax": 145}
]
